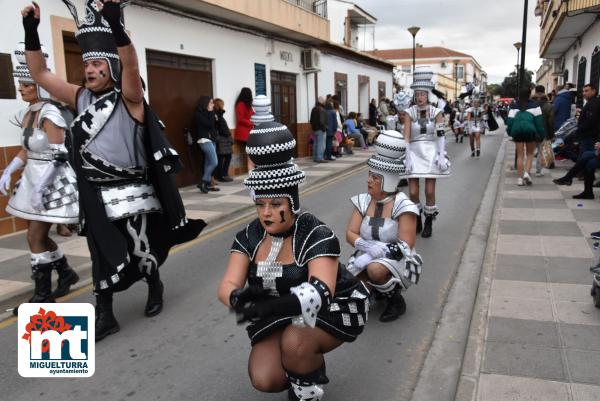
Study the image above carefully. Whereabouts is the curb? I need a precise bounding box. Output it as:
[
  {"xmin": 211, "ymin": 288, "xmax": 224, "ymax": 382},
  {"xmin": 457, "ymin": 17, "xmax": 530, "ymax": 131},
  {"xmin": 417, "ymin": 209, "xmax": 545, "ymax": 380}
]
[
  {"xmin": 454, "ymin": 140, "xmax": 507, "ymax": 401},
  {"xmin": 0, "ymin": 155, "xmax": 369, "ymax": 319},
  {"xmin": 409, "ymin": 138, "xmax": 507, "ymax": 401}
]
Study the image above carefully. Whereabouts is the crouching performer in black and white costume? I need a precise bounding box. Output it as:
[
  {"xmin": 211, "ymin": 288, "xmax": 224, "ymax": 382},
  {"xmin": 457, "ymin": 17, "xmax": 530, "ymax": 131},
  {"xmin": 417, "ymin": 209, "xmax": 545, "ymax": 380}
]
[
  {"xmin": 20, "ymin": 0, "xmax": 205, "ymax": 340},
  {"xmin": 218, "ymin": 120, "xmax": 369, "ymax": 401},
  {"xmin": 402, "ymin": 66, "xmax": 451, "ymax": 238},
  {"xmin": 346, "ymin": 130, "xmax": 423, "ymax": 322},
  {"xmin": 4, "ymin": 44, "xmax": 79, "ymax": 316}
]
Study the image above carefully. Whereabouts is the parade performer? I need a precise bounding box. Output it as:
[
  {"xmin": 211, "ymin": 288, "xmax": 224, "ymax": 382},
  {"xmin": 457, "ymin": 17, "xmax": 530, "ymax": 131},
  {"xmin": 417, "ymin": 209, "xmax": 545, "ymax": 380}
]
[
  {"xmin": 3, "ymin": 44, "xmax": 79, "ymax": 315},
  {"xmin": 218, "ymin": 119, "xmax": 369, "ymax": 401},
  {"xmin": 20, "ymin": 0, "xmax": 205, "ymax": 340},
  {"xmin": 466, "ymin": 98, "xmax": 485, "ymax": 157},
  {"xmin": 452, "ymin": 104, "xmax": 467, "ymax": 143},
  {"xmin": 346, "ymin": 130, "xmax": 423, "ymax": 322},
  {"xmin": 402, "ymin": 66, "xmax": 451, "ymax": 238},
  {"xmin": 393, "ymin": 91, "xmax": 411, "ymax": 132}
]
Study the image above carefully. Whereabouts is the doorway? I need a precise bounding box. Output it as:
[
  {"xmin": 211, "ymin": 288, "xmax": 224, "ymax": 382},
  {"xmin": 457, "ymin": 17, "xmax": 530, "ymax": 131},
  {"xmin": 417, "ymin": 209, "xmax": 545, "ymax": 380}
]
[
  {"xmin": 62, "ymin": 32, "xmax": 84, "ymax": 85},
  {"xmin": 146, "ymin": 50, "xmax": 213, "ymax": 187},
  {"xmin": 271, "ymin": 70, "xmax": 298, "ymax": 155},
  {"xmin": 334, "ymin": 72, "xmax": 348, "ymax": 114},
  {"xmin": 358, "ymin": 75, "xmax": 369, "ymax": 116}
]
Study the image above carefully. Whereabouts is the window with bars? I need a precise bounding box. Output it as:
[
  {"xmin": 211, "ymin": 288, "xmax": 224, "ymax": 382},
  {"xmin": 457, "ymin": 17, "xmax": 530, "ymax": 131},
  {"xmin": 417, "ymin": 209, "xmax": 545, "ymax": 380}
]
[
  {"xmin": 591, "ymin": 46, "xmax": 600, "ymax": 91},
  {"xmin": 0, "ymin": 53, "xmax": 16, "ymax": 99},
  {"xmin": 577, "ymin": 57, "xmax": 587, "ymax": 108}
]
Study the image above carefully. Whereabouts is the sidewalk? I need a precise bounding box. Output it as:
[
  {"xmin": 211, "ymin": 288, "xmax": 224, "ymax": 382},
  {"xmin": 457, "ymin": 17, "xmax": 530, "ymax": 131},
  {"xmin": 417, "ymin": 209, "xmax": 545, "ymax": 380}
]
[
  {"xmin": 457, "ymin": 140, "xmax": 600, "ymax": 401},
  {"xmin": 0, "ymin": 149, "xmax": 372, "ymax": 311}
]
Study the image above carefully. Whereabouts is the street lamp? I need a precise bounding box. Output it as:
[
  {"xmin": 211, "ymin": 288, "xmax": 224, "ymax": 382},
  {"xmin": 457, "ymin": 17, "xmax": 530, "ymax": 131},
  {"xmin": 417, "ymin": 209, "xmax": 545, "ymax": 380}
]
[
  {"xmin": 514, "ymin": 42, "xmax": 522, "ymax": 98},
  {"xmin": 408, "ymin": 26, "xmax": 420, "ymax": 82},
  {"xmin": 518, "ymin": 0, "xmax": 529, "ymax": 94},
  {"xmin": 454, "ymin": 59, "xmax": 460, "ymax": 102}
]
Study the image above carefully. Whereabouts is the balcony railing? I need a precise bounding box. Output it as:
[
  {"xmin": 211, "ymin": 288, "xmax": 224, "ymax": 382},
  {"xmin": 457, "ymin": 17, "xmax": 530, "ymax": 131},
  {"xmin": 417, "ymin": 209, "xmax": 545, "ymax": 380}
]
[{"xmin": 285, "ymin": 0, "xmax": 328, "ymax": 19}]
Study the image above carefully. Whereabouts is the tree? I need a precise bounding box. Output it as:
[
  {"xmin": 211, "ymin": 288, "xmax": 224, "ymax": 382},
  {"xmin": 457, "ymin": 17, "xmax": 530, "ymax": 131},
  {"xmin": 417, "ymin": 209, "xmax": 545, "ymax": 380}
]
[
  {"xmin": 500, "ymin": 69, "xmax": 534, "ymax": 97},
  {"xmin": 487, "ymin": 84, "xmax": 502, "ymax": 96}
]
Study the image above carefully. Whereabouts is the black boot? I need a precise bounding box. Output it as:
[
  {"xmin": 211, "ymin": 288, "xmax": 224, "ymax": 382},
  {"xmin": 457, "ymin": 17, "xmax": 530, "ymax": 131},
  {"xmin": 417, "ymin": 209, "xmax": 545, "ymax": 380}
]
[
  {"xmin": 379, "ymin": 290, "xmax": 406, "ymax": 322},
  {"xmin": 197, "ymin": 181, "xmax": 209, "ymax": 193},
  {"xmin": 51, "ymin": 256, "xmax": 79, "ymax": 298},
  {"xmin": 416, "ymin": 212, "xmax": 423, "ymax": 234},
  {"xmin": 145, "ymin": 271, "xmax": 164, "ymax": 317},
  {"xmin": 95, "ymin": 292, "xmax": 120, "ymax": 342},
  {"xmin": 421, "ymin": 214, "xmax": 434, "ymax": 238},
  {"xmin": 13, "ymin": 263, "xmax": 55, "ymax": 316},
  {"xmin": 573, "ymin": 172, "xmax": 595, "ymax": 199}
]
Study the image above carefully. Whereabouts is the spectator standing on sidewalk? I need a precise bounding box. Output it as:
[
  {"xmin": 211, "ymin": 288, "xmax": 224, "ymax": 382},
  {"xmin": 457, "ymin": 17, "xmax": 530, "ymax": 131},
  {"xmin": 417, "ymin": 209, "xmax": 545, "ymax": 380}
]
[
  {"xmin": 214, "ymin": 98, "xmax": 234, "ymax": 182},
  {"xmin": 194, "ymin": 96, "xmax": 220, "ymax": 193},
  {"xmin": 507, "ymin": 89, "xmax": 546, "ymax": 186},
  {"xmin": 531, "ymin": 85, "xmax": 555, "ymax": 176},
  {"xmin": 378, "ymin": 97, "xmax": 390, "ymax": 125},
  {"xmin": 369, "ymin": 98, "xmax": 378, "ymax": 126},
  {"xmin": 572, "ymin": 83, "xmax": 600, "ymax": 154},
  {"xmin": 234, "ymin": 87, "xmax": 254, "ymax": 171},
  {"xmin": 553, "ymin": 84, "xmax": 574, "ymax": 132},
  {"xmin": 310, "ymin": 96, "xmax": 328, "ymax": 163},
  {"xmin": 324, "ymin": 100, "xmax": 337, "ymax": 161}
]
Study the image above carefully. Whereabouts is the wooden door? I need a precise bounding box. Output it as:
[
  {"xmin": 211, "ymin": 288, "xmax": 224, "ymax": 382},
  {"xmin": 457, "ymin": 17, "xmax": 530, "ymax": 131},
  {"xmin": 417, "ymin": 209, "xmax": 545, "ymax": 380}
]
[
  {"xmin": 63, "ymin": 32, "xmax": 84, "ymax": 85},
  {"xmin": 146, "ymin": 51, "xmax": 213, "ymax": 187},
  {"xmin": 271, "ymin": 71, "xmax": 297, "ymax": 155}
]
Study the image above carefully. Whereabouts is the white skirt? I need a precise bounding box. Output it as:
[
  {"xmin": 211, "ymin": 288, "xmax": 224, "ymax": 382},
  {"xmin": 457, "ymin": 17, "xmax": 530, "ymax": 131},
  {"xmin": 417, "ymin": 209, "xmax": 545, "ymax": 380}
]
[
  {"xmin": 6, "ymin": 158, "xmax": 79, "ymax": 224},
  {"xmin": 404, "ymin": 137, "xmax": 451, "ymax": 179}
]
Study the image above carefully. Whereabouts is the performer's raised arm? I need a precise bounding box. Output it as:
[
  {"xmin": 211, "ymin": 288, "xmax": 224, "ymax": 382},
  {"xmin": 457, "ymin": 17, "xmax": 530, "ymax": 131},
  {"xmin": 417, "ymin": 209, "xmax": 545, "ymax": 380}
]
[
  {"xmin": 100, "ymin": 0, "xmax": 144, "ymax": 116},
  {"xmin": 21, "ymin": 2, "xmax": 80, "ymax": 108}
]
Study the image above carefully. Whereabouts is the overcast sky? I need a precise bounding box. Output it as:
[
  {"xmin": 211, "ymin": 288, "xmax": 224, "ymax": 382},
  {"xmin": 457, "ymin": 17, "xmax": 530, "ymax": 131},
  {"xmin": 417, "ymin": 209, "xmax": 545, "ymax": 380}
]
[{"xmin": 350, "ymin": 0, "xmax": 542, "ymax": 84}]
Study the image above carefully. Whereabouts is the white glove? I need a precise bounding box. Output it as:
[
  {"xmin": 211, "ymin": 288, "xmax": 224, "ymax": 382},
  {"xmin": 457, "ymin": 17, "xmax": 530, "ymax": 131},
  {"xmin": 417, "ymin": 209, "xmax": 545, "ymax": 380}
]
[
  {"xmin": 30, "ymin": 162, "xmax": 60, "ymax": 211},
  {"xmin": 0, "ymin": 157, "xmax": 25, "ymax": 196},
  {"xmin": 435, "ymin": 136, "xmax": 449, "ymax": 171},
  {"xmin": 404, "ymin": 142, "xmax": 414, "ymax": 174},
  {"xmin": 354, "ymin": 253, "xmax": 374, "ymax": 269},
  {"xmin": 354, "ymin": 238, "xmax": 388, "ymax": 259}
]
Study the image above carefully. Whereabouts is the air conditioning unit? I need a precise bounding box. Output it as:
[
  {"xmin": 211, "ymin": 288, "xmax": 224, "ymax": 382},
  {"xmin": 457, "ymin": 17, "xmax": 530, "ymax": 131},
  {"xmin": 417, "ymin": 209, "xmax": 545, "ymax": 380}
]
[{"xmin": 302, "ymin": 49, "xmax": 321, "ymax": 72}]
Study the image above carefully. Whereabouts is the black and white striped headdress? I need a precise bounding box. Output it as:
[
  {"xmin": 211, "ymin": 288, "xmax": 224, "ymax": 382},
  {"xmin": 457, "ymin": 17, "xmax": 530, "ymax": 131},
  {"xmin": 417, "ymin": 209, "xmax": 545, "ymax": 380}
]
[
  {"xmin": 244, "ymin": 121, "xmax": 305, "ymax": 213},
  {"xmin": 410, "ymin": 65, "xmax": 435, "ymax": 93},
  {"xmin": 367, "ymin": 130, "xmax": 406, "ymax": 193},
  {"xmin": 62, "ymin": 0, "xmax": 130, "ymax": 82},
  {"xmin": 13, "ymin": 42, "xmax": 48, "ymax": 83}
]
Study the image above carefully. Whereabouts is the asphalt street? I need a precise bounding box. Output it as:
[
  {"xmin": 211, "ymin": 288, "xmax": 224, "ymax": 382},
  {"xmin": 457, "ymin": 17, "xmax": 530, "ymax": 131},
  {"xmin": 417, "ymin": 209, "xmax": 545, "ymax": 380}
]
[{"xmin": 0, "ymin": 129, "xmax": 504, "ymax": 401}]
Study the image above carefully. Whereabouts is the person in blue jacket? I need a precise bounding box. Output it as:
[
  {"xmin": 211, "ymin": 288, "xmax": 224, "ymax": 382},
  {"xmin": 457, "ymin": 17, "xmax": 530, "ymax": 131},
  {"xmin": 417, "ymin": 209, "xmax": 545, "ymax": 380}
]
[{"xmin": 553, "ymin": 84, "xmax": 574, "ymax": 131}]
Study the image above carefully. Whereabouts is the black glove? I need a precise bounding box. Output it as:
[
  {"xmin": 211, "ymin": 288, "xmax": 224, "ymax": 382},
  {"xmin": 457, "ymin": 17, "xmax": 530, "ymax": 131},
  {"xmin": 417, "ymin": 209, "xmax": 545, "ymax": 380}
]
[
  {"xmin": 100, "ymin": 1, "xmax": 131, "ymax": 47},
  {"xmin": 229, "ymin": 286, "xmax": 268, "ymax": 313},
  {"xmin": 236, "ymin": 294, "xmax": 301, "ymax": 324},
  {"xmin": 23, "ymin": 6, "xmax": 41, "ymax": 51}
]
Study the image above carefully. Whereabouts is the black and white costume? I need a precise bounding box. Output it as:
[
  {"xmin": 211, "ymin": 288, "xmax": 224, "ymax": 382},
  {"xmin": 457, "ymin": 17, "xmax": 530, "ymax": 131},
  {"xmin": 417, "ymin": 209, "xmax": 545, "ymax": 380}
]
[
  {"xmin": 346, "ymin": 130, "xmax": 423, "ymax": 319},
  {"xmin": 402, "ymin": 66, "xmax": 451, "ymax": 237},
  {"xmin": 232, "ymin": 213, "xmax": 369, "ymax": 345},
  {"xmin": 466, "ymin": 105, "xmax": 485, "ymax": 135},
  {"xmin": 231, "ymin": 118, "xmax": 368, "ymax": 401},
  {"xmin": 58, "ymin": 0, "xmax": 205, "ymax": 339},
  {"xmin": 2, "ymin": 43, "xmax": 80, "ymax": 314}
]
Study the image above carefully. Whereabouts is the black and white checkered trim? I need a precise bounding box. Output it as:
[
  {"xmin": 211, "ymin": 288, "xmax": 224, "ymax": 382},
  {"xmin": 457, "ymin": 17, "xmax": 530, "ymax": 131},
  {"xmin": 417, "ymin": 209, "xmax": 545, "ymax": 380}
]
[
  {"xmin": 82, "ymin": 51, "xmax": 119, "ymax": 61},
  {"xmin": 249, "ymin": 125, "xmax": 290, "ymax": 134},
  {"xmin": 246, "ymin": 140, "xmax": 296, "ymax": 156},
  {"xmin": 76, "ymin": 26, "xmax": 113, "ymax": 37}
]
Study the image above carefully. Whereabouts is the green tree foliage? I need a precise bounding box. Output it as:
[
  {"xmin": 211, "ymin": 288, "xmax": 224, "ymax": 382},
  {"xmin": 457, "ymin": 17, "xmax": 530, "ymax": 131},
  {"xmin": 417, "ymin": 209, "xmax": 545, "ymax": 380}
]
[{"xmin": 500, "ymin": 70, "xmax": 534, "ymax": 97}]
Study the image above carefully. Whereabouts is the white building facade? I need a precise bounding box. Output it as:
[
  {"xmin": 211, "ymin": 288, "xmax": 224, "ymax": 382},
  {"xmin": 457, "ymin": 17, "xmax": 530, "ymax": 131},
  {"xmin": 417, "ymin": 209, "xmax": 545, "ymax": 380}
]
[{"xmin": 0, "ymin": 0, "xmax": 393, "ymax": 235}]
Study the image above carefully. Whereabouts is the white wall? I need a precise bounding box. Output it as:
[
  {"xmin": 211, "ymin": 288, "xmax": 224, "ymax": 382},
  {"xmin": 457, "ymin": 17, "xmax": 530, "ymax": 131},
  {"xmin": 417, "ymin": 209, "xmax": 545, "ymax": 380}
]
[
  {"xmin": 327, "ymin": 0, "xmax": 351, "ymax": 45},
  {"xmin": 0, "ymin": 0, "xmax": 391, "ymax": 147},
  {"xmin": 562, "ymin": 19, "xmax": 600, "ymax": 86},
  {"xmin": 319, "ymin": 52, "xmax": 392, "ymax": 113}
]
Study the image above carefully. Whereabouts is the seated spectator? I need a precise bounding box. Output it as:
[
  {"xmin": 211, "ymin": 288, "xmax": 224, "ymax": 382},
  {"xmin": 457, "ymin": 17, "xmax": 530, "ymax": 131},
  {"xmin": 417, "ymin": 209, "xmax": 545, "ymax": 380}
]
[
  {"xmin": 344, "ymin": 112, "xmax": 367, "ymax": 149},
  {"xmin": 553, "ymin": 141, "xmax": 600, "ymax": 199},
  {"xmin": 356, "ymin": 112, "xmax": 370, "ymax": 145}
]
